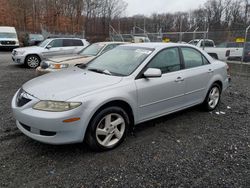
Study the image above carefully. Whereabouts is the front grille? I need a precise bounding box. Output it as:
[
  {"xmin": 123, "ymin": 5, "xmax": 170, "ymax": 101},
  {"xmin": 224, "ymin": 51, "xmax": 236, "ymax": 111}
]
[
  {"xmin": 16, "ymin": 89, "xmax": 32, "ymax": 107},
  {"xmin": 40, "ymin": 130, "xmax": 56, "ymax": 136},
  {"xmin": 1, "ymin": 41, "xmax": 16, "ymax": 45},
  {"xmin": 20, "ymin": 122, "xmax": 56, "ymax": 136}
]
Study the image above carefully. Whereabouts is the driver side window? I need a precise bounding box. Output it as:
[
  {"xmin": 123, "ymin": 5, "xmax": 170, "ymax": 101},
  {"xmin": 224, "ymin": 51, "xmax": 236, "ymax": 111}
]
[
  {"xmin": 147, "ymin": 48, "xmax": 181, "ymax": 74},
  {"xmin": 48, "ymin": 39, "xmax": 63, "ymax": 48}
]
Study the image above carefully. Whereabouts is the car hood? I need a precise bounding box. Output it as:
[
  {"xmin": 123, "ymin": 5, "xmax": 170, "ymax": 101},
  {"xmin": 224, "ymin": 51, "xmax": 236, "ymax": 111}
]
[
  {"xmin": 48, "ymin": 55, "xmax": 95, "ymax": 63},
  {"xmin": 22, "ymin": 67, "xmax": 122, "ymax": 101}
]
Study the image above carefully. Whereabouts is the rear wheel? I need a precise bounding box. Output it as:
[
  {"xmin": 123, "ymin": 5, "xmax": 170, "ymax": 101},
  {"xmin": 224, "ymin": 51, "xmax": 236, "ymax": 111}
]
[
  {"xmin": 203, "ymin": 83, "xmax": 221, "ymax": 111},
  {"xmin": 25, "ymin": 55, "xmax": 40, "ymax": 68},
  {"xmin": 86, "ymin": 106, "xmax": 129, "ymax": 151}
]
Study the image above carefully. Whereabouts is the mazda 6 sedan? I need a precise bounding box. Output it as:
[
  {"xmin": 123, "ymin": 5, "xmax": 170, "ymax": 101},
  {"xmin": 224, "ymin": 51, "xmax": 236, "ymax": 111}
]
[{"xmin": 12, "ymin": 43, "xmax": 230, "ymax": 151}]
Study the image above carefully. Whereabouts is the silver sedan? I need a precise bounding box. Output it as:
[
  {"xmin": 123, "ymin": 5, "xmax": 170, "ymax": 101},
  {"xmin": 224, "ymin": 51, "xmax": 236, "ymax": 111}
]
[{"xmin": 12, "ymin": 43, "xmax": 230, "ymax": 151}]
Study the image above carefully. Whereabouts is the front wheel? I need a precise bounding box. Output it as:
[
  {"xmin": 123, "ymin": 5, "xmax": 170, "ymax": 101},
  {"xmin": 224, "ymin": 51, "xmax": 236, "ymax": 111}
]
[
  {"xmin": 86, "ymin": 107, "xmax": 130, "ymax": 151},
  {"xmin": 203, "ymin": 83, "xmax": 221, "ymax": 111},
  {"xmin": 25, "ymin": 55, "xmax": 41, "ymax": 68}
]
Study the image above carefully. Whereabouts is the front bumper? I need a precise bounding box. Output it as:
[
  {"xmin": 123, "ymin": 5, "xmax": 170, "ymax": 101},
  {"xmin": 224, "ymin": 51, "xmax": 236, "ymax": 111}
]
[
  {"xmin": 12, "ymin": 54, "xmax": 25, "ymax": 64},
  {"xmin": 11, "ymin": 90, "xmax": 88, "ymax": 145}
]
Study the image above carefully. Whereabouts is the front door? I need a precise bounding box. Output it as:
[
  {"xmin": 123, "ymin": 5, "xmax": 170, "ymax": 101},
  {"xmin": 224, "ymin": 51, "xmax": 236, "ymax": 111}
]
[{"xmin": 135, "ymin": 47, "xmax": 186, "ymax": 122}]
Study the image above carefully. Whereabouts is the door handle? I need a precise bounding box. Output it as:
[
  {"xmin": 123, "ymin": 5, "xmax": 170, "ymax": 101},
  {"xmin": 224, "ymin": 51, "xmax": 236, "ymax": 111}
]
[
  {"xmin": 208, "ymin": 69, "xmax": 214, "ymax": 73},
  {"xmin": 175, "ymin": 77, "xmax": 184, "ymax": 82}
]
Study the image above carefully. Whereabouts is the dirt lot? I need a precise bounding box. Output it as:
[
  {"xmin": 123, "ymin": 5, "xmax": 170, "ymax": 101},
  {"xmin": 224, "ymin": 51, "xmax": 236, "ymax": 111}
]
[{"xmin": 0, "ymin": 51, "xmax": 250, "ymax": 187}]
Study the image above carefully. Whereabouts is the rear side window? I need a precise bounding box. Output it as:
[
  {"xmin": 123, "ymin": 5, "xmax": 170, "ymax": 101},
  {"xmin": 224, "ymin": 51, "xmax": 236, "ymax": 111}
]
[
  {"xmin": 201, "ymin": 41, "xmax": 214, "ymax": 47},
  {"xmin": 49, "ymin": 39, "xmax": 63, "ymax": 48},
  {"xmin": 72, "ymin": 39, "xmax": 83, "ymax": 46},
  {"xmin": 63, "ymin": 39, "xmax": 83, "ymax": 47},
  {"xmin": 181, "ymin": 47, "xmax": 205, "ymax": 69},
  {"xmin": 147, "ymin": 47, "xmax": 181, "ymax": 74}
]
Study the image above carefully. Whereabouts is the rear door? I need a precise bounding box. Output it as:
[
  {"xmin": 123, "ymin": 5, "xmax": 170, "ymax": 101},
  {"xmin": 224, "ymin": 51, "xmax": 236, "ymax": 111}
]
[
  {"xmin": 71, "ymin": 39, "xmax": 84, "ymax": 53},
  {"xmin": 135, "ymin": 47, "xmax": 186, "ymax": 122},
  {"xmin": 62, "ymin": 39, "xmax": 81, "ymax": 55},
  {"xmin": 180, "ymin": 47, "xmax": 213, "ymax": 106}
]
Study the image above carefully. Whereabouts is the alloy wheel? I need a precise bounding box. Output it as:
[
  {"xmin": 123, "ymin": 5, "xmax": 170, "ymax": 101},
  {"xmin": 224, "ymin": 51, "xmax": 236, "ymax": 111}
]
[
  {"xmin": 95, "ymin": 113, "xmax": 126, "ymax": 148},
  {"xmin": 208, "ymin": 86, "xmax": 220, "ymax": 109}
]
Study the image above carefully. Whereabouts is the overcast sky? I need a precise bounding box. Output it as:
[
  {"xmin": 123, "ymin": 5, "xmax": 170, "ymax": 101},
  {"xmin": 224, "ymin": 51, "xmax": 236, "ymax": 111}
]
[{"xmin": 124, "ymin": 0, "xmax": 208, "ymax": 16}]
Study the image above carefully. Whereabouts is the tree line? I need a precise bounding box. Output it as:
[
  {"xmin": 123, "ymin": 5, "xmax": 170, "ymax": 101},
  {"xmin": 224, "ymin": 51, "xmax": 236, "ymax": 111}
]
[{"xmin": 0, "ymin": 0, "xmax": 249, "ymax": 41}]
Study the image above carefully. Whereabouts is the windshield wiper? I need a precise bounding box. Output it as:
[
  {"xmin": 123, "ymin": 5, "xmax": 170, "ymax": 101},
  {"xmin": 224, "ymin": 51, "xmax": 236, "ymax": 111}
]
[{"xmin": 88, "ymin": 68, "xmax": 112, "ymax": 75}]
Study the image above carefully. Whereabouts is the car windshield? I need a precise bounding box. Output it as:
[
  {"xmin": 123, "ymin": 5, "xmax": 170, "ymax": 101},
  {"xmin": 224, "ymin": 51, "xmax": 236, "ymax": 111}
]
[
  {"xmin": 79, "ymin": 43, "xmax": 105, "ymax": 56},
  {"xmin": 38, "ymin": 39, "xmax": 50, "ymax": 47},
  {"xmin": 29, "ymin": 34, "xmax": 44, "ymax": 41},
  {"xmin": 0, "ymin": 32, "xmax": 17, "ymax": 38},
  {"xmin": 81, "ymin": 46, "xmax": 154, "ymax": 76}
]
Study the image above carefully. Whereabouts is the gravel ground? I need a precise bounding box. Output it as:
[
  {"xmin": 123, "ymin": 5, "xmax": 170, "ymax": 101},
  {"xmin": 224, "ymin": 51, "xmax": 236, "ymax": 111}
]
[{"xmin": 0, "ymin": 51, "xmax": 250, "ymax": 188}]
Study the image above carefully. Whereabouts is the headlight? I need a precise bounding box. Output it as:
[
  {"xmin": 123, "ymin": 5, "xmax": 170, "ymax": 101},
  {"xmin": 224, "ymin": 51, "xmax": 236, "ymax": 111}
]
[
  {"xmin": 49, "ymin": 63, "xmax": 69, "ymax": 69},
  {"xmin": 33, "ymin": 101, "xmax": 82, "ymax": 112},
  {"xmin": 16, "ymin": 51, "xmax": 25, "ymax": 55}
]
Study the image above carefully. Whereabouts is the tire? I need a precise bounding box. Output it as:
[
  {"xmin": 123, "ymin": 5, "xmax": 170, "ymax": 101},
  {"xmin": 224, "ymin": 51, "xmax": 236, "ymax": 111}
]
[
  {"xmin": 25, "ymin": 55, "xmax": 41, "ymax": 68},
  {"xmin": 202, "ymin": 83, "xmax": 222, "ymax": 111},
  {"xmin": 86, "ymin": 106, "xmax": 130, "ymax": 151}
]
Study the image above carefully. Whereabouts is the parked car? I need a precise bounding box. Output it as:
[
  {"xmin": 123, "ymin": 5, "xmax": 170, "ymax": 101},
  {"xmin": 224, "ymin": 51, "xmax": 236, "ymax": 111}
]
[
  {"xmin": 24, "ymin": 33, "xmax": 44, "ymax": 46},
  {"xmin": 216, "ymin": 42, "xmax": 243, "ymax": 61},
  {"xmin": 0, "ymin": 26, "xmax": 19, "ymax": 50},
  {"xmin": 133, "ymin": 36, "xmax": 151, "ymax": 43},
  {"xmin": 36, "ymin": 42, "xmax": 126, "ymax": 74},
  {"xmin": 12, "ymin": 43, "xmax": 230, "ymax": 151},
  {"xmin": 189, "ymin": 39, "xmax": 243, "ymax": 61},
  {"xmin": 12, "ymin": 38, "xmax": 89, "ymax": 68},
  {"xmin": 189, "ymin": 39, "xmax": 215, "ymax": 48},
  {"xmin": 243, "ymin": 42, "xmax": 250, "ymax": 62}
]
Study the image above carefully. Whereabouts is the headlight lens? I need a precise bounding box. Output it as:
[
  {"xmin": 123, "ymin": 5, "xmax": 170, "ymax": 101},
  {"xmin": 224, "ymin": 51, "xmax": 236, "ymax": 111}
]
[
  {"xmin": 49, "ymin": 63, "xmax": 69, "ymax": 69},
  {"xmin": 33, "ymin": 101, "xmax": 82, "ymax": 112}
]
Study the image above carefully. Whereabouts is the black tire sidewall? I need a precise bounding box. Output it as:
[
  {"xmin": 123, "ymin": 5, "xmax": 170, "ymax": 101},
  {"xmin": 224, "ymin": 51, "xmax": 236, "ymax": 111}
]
[{"xmin": 86, "ymin": 106, "xmax": 130, "ymax": 151}]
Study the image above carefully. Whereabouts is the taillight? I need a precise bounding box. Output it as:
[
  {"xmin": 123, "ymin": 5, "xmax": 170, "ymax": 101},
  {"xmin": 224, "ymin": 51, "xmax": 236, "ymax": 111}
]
[{"xmin": 225, "ymin": 50, "xmax": 230, "ymax": 57}]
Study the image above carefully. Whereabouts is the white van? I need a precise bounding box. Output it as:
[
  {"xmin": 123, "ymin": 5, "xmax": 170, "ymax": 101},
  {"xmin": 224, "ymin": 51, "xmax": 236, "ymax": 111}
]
[{"xmin": 0, "ymin": 26, "xmax": 19, "ymax": 49}]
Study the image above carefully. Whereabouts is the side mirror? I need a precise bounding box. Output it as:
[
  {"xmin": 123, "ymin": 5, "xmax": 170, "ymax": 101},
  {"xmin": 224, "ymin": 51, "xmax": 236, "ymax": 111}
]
[
  {"xmin": 46, "ymin": 45, "xmax": 52, "ymax": 49},
  {"xmin": 143, "ymin": 68, "xmax": 162, "ymax": 78}
]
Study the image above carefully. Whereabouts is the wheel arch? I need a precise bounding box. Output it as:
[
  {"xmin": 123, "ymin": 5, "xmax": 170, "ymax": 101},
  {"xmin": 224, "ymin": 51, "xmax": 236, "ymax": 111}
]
[{"xmin": 84, "ymin": 99, "xmax": 135, "ymax": 139}]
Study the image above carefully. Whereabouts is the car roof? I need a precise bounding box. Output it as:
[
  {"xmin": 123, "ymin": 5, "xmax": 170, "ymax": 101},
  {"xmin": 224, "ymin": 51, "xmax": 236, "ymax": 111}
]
[
  {"xmin": 46, "ymin": 38, "xmax": 85, "ymax": 40},
  {"xmin": 0, "ymin": 26, "xmax": 16, "ymax": 33},
  {"xmin": 94, "ymin": 41, "xmax": 128, "ymax": 45},
  {"xmin": 121, "ymin": 42, "xmax": 195, "ymax": 50}
]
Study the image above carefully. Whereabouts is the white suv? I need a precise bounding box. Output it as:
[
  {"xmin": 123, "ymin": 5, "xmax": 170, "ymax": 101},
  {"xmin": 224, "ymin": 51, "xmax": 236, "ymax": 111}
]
[{"xmin": 12, "ymin": 38, "xmax": 89, "ymax": 68}]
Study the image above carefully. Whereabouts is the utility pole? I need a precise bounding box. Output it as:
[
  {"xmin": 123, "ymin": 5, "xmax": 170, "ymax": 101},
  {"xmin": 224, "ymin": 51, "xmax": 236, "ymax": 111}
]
[{"xmin": 179, "ymin": 15, "xmax": 183, "ymax": 42}]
